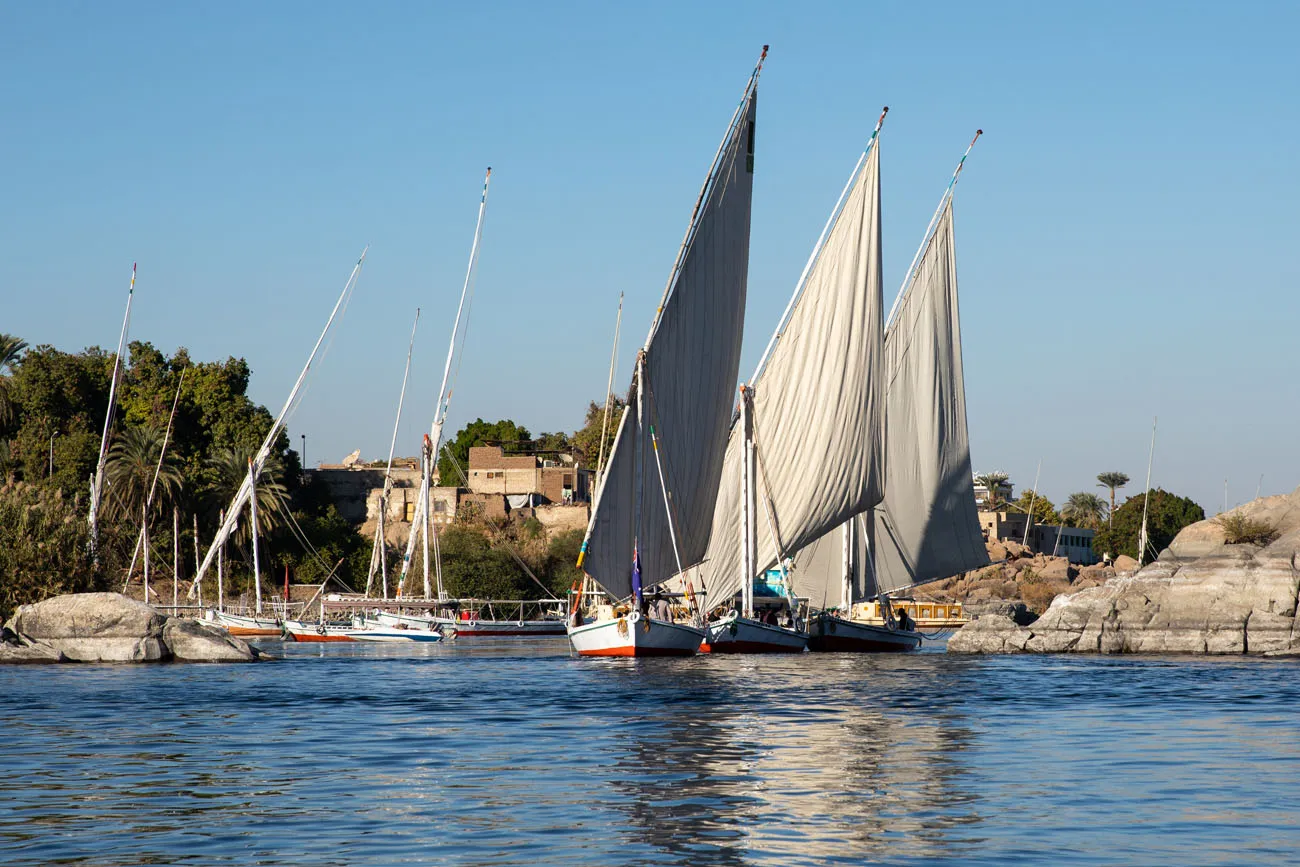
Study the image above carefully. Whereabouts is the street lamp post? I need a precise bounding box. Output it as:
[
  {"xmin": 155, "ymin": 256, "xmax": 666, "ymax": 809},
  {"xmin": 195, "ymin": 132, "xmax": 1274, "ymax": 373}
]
[
  {"xmin": 48, "ymin": 431, "xmax": 59, "ymax": 478},
  {"xmin": 301, "ymin": 434, "xmax": 307, "ymax": 471}
]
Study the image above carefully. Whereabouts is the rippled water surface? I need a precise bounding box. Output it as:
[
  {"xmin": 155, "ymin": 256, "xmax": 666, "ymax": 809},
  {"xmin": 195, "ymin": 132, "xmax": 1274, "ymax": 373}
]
[{"xmin": 2, "ymin": 640, "xmax": 1298, "ymax": 865}]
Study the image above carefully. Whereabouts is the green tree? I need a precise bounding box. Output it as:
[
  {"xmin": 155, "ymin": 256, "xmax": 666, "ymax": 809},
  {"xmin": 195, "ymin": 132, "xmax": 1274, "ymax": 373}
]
[
  {"xmin": 543, "ymin": 528, "xmax": 585, "ymax": 597},
  {"xmin": 1009, "ymin": 489, "xmax": 1060, "ymax": 525},
  {"xmin": 204, "ymin": 447, "xmax": 286, "ymax": 544},
  {"xmin": 1096, "ymin": 471, "xmax": 1130, "ymax": 528},
  {"xmin": 1092, "ymin": 488, "xmax": 1205, "ymax": 560},
  {"xmin": 0, "ymin": 481, "xmax": 103, "ymax": 620},
  {"xmin": 0, "ymin": 333, "xmax": 27, "ymax": 429},
  {"xmin": 571, "ymin": 397, "xmax": 626, "ymax": 472},
  {"xmin": 435, "ymin": 524, "xmax": 531, "ymax": 599},
  {"xmin": 105, "ymin": 424, "xmax": 184, "ymax": 521},
  {"xmin": 974, "ymin": 471, "xmax": 1011, "ymax": 511},
  {"xmin": 436, "ymin": 418, "xmax": 531, "ymax": 484},
  {"xmin": 1061, "ymin": 491, "xmax": 1108, "ymax": 529}
]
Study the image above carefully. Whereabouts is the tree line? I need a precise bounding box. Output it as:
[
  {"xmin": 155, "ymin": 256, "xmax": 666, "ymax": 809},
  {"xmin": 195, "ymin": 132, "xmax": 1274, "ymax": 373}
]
[{"xmin": 0, "ymin": 331, "xmax": 630, "ymax": 618}]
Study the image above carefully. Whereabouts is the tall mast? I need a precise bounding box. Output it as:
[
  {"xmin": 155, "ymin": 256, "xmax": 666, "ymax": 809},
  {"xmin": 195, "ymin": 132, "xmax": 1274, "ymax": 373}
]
[
  {"xmin": 89, "ymin": 262, "xmax": 137, "ymax": 558},
  {"xmin": 1137, "ymin": 417, "xmax": 1157, "ymax": 567},
  {"xmin": 191, "ymin": 248, "xmax": 368, "ymax": 596},
  {"xmin": 1023, "ymin": 459, "xmax": 1042, "ymax": 547},
  {"xmin": 398, "ymin": 169, "xmax": 492, "ymax": 593},
  {"xmin": 367, "ymin": 308, "xmax": 420, "ymax": 598},
  {"xmin": 248, "ymin": 459, "xmax": 263, "ymax": 615},
  {"xmin": 739, "ymin": 386, "xmax": 756, "ymax": 619}
]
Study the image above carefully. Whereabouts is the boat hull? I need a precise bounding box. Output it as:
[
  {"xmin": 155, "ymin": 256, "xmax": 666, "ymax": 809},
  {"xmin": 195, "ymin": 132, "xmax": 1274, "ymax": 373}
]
[
  {"xmin": 567, "ymin": 612, "xmax": 703, "ymax": 657},
  {"xmin": 704, "ymin": 613, "xmax": 807, "ymax": 653},
  {"xmin": 374, "ymin": 610, "xmax": 564, "ymax": 637},
  {"xmin": 283, "ymin": 620, "xmax": 355, "ymax": 642},
  {"xmin": 214, "ymin": 611, "xmax": 282, "ymax": 637},
  {"xmin": 431, "ymin": 617, "xmax": 566, "ymax": 637},
  {"xmin": 807, "ymin": 614, "xmax": 921, "ymax": 653}
]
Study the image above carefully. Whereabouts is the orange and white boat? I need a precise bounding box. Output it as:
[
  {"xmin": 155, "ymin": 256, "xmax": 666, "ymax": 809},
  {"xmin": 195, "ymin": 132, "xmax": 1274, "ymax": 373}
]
[
  {"xmin": 567, "ymin": 52, "xmax": 763, "ymax": 660},
  {"xmin": 567, "ymin": 610, "xmax": 703, "ymax": 657},
  {"xmin": 213, "ymin": 610, "xmax": 283, "ymax": 638}
]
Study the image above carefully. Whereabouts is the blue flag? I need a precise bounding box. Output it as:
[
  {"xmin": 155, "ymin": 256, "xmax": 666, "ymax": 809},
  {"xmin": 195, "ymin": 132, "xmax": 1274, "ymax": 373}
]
[{"xmin": 631, "ymin": 545, "xmax": 643, "ymax": 606}]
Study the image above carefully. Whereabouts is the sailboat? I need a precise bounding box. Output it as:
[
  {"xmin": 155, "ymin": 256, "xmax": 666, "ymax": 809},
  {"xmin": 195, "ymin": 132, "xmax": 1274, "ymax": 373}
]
[
  {"xmin": 567, "ymin": 48, "xmax": 764, "ymax": 657},
  {"xmin": 391, "ymin": 168, "xmax": 491, "ymax": 612},
  {"xmin": 693, "ymin": 107, "xmax": 888, "ymax": 654},
  {"xmin": 806, "ymin": 132, "xmax": 990, "ymax": 652},
  {"xmin": 212, "ymin": 459, "xmax": 284, "ymax": 636},
  {"xmin": 365, "ymin": 308, "xmax": 421, "ymax": 601},
  {"xmin": 88, "ymin": 263, "xmax": 136, "ymax": 560},
  {"xmin": 191, "ymin": 249, "xmax": 368, "ymax": 632}
]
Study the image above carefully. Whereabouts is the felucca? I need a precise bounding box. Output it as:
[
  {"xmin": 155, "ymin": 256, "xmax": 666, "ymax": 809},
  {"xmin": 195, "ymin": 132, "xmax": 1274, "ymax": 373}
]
[
  {"xmin": 807, "ymin": 132, "xmax": 990, "ymax": 652},
  {"xmin": 568, "ymin": 48, "xmax": 764, "ymax": 657},
  {"xmin": 694, "ymin": 108, "xmax": 888, "ymax": 654},
  {"xmin": 190, "ymin": 249, "xmax": 368, "ymax": 635}
]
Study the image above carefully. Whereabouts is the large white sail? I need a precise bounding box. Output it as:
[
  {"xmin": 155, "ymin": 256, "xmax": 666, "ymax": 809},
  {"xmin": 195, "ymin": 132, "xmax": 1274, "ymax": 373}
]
[
  {"xmin": 700, "ymin": 133, "xmax": 885, "ymax": 604},
  {"xmin": 868, "ymin": 201, "xmax": 988, "ymax": 594},
  {"xmin": 578, "ymin": 71, "xmax": 760, "ymax": 602}
]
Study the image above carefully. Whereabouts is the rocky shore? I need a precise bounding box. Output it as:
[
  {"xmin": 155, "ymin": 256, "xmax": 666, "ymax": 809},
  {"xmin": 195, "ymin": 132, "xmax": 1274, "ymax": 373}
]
[
  {"xmin": 1, "ymin": 593, "xmax": 264, "ymax": 664},
  {"xmin": 949, "ymin": 486, "xmax": 1300, "ymax": 655}
]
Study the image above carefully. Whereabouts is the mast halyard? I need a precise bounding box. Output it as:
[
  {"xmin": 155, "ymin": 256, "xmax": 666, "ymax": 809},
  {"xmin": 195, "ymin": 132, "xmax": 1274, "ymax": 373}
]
[{"xmin": 90, "ymin": 262, "xmax": 137, "ymax": 560}]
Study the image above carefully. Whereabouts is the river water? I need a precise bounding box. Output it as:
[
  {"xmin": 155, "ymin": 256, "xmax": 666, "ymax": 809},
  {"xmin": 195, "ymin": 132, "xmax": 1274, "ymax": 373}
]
[{"xmin": 1, "ymin": 639, "xmax": 1296, "ymax": 865}]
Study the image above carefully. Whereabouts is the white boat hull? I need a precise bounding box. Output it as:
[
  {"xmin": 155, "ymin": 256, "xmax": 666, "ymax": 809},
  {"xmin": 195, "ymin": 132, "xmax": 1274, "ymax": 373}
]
[
  {"xmin": 373, "ymin": 610, "xmax": 565, "ymax": 637},
  {"xmin": 704, "ymin": 612, "xmax": 807, "ymax": 653},
  {"xmin": 807, "ymin": 613, "xmax": 921, "ymax": 653},
  {"xmin": 283, "ymin": 619, "xmax": 440, "ymax": 643},
  {"xmin": 567, "ymin": 611, "xmax": 703, "ymax": 657}
]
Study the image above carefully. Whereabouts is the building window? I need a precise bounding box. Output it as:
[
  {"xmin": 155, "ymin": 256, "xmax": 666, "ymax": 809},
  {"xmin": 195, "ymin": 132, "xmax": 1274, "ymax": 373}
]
[
  {"xmin": 434, "ymin": 501, "xmax": 446, "ymax": 513},
  {"xmin": 563, "ymin": 474, "xmax": 573, "ymax": 486},
  {"xmin": 404, "ymin": 501, "xmax": 416, "ymax": 522}
]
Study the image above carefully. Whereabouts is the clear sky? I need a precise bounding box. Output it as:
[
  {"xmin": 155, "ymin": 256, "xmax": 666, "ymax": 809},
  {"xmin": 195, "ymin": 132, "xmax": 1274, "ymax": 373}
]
[{"xmin": 4, "ymin": 1, "xmax": 1297, "ymax": 514}]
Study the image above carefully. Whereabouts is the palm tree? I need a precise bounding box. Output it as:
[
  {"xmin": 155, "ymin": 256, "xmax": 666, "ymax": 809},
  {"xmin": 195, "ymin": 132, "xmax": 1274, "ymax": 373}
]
[
  {"xmin": 105, "ymin": 424, "xmax": 183, "ymax": 521},
  {"xmin": 206, "ymin": 447, "xmax": 286, "ymax": 546},
  {"xmin": 0, "ymin": 334, "xmax": 27, "ymax": 427},
  {"xmin": 1062, "ymin": 491, "xmax": 1108, "ymax": 530},
  {"xmin": 974, "ymin": 471, "xmax": 1011, "ymax": 511},
  {"xmin": 1096, "ymin": 471, "xmax": 1129, "ymax": 528}
]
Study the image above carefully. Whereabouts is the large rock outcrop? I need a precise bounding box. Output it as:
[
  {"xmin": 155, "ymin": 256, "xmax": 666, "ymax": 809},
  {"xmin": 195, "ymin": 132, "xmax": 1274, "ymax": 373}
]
[
  {"xmin": 949, "ymin": 486, "xmax": 1300, "ymax": 655},
  {"xmin": 2, "ymin": 593, "xmax": 262, "ymax": 663},
  {"xmin": 162, "ymin": 618, "xmax": 258, "ymax": 662}
]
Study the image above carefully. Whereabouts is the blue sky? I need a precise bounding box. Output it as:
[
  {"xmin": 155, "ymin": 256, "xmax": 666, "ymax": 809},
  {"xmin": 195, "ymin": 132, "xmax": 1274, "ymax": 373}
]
[{"xmin": 3, "ymin": 1, "xmax": 1297, "ymax": 514}]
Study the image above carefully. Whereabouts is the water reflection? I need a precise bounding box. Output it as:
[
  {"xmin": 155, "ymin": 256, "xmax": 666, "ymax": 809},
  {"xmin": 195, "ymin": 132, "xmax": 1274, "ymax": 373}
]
[
  {"xmin": 2, "ymin": 645, "xmax": 1298, "ymax": 865},
  {"xmin": 602, "ymin": 653, "xmax": 984, "ymax": 865}
]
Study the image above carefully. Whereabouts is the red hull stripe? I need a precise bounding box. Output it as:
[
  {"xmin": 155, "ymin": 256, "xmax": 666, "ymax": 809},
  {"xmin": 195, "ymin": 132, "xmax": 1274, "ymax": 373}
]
[{"xmin": 225, "ymin": 627, "xmax": 282, "ymax": 637}]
